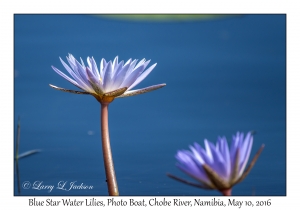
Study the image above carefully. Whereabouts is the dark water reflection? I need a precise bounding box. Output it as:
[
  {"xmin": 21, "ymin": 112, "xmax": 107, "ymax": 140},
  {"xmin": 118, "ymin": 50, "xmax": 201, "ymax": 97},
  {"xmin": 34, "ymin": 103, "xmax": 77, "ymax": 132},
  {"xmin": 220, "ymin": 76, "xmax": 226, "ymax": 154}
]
[{"xmin": 14, "ymin": 14, "xmax": 285, "ymax": 196}]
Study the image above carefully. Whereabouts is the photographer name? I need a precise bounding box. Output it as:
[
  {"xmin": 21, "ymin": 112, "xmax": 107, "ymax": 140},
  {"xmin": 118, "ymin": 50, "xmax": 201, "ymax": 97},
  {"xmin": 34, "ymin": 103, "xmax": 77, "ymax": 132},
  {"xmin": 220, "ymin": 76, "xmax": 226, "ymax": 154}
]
[{"xmin": 23, "ymin": 180, "xmax": 93, "ymax": 192}]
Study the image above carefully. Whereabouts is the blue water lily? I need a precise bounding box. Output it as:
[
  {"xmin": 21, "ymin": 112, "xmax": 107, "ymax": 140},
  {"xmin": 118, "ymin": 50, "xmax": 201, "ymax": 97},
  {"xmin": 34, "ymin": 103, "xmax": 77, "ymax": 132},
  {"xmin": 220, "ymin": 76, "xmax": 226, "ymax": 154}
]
[
  {"xmin": 50, "ymin": 54, "xmax": 165, "ymax": 103},
  {"xmin": 50, "ymin": 54, "xmax": 165, "ymax": 196}
]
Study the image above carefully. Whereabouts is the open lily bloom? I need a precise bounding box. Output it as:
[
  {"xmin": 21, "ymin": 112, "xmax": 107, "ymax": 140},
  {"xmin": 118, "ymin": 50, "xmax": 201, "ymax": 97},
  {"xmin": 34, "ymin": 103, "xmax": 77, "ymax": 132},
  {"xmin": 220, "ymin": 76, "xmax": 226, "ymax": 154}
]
[
  {"xmin": 50, "ymin": 54, "xmax": 166, "ymax": 103},
  {"xmin": 170, "ymin": 132, "xmax": 264, "ymax": 195}
]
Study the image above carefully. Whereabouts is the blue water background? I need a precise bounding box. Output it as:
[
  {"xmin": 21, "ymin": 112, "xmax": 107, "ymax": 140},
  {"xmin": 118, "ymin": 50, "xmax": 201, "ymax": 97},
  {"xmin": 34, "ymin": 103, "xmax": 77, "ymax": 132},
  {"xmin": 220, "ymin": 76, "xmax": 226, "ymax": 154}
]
[{"xmin": 14, "ymin": 14, "xmax": 286, "ymax": 196}]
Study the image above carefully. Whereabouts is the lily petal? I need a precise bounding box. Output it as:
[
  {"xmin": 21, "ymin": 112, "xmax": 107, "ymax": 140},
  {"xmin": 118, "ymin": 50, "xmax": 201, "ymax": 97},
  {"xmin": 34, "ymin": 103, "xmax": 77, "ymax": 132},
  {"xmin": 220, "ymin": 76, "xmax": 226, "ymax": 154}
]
[
  {"xmin": 127, "ymin": 63, "xmax": 157, "ymax": 91},
  {"xmin": 117, "ymin": 84, "xmax": 166, "ymax": 98}
]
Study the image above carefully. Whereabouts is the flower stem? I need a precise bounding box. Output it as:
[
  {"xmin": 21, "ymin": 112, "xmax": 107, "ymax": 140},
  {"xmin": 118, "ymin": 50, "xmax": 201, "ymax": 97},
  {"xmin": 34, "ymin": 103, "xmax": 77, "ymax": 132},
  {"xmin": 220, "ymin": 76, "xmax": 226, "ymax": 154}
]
[
  {"xmin": 100, "ymin": 103, "xmax": 119, "ymax": 196},
  {"xmin": 221, "ymin": 188, "xmax": 232, "ymax": 196}
]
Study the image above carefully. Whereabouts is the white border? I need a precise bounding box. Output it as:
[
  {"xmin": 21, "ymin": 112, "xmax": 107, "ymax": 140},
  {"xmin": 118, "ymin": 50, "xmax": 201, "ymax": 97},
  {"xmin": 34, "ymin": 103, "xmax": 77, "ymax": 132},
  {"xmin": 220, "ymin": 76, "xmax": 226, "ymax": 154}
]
[{"xmin": 3, "ymin": 0, "xmax": 297, "ymax": 209}]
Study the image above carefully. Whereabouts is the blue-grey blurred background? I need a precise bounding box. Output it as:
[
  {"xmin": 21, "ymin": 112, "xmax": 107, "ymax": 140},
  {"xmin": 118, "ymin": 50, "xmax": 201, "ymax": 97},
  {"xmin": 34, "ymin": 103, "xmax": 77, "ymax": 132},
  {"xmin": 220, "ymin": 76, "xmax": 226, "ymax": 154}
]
[{"xmin": 14, "ymin": 14, "xmax": 286, "ymax": 196}]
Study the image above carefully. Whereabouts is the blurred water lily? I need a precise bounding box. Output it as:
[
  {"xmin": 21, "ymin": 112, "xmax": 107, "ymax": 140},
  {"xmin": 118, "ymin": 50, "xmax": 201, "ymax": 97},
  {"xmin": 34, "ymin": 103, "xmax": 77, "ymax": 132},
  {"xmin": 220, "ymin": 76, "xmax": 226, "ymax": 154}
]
[
  {"xmin": 168, "ymin": 132, "xmax": 264, "ymax": 195},
  {"xmin": 50, "ymin": 54, "xmax": 165, "ymax": 104}
]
